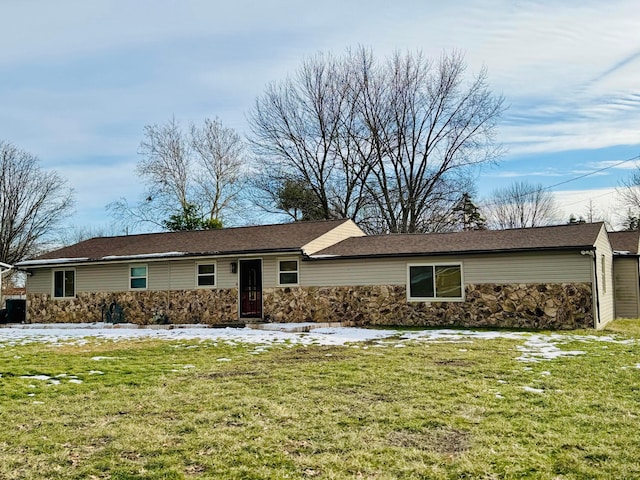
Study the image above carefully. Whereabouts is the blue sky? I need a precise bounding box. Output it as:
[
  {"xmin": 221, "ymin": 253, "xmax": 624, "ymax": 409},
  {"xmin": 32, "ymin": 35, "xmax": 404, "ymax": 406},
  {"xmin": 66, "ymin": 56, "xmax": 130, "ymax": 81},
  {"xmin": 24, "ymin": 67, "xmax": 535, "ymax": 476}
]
[{"xmin": 2, "ymin": 0, "xmax": 640, "ymax": 232}]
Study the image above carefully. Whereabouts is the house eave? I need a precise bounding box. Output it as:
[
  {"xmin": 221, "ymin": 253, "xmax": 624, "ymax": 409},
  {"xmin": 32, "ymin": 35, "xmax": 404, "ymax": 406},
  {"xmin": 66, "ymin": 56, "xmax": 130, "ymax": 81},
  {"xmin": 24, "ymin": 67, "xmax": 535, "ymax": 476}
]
[
  {"xmin": 17, "ymin": 248, "xmax": 303, "ymax": 269},
  {"xmin": 306, "ymin": 245, "xmax": 596, "ymax": 261}
]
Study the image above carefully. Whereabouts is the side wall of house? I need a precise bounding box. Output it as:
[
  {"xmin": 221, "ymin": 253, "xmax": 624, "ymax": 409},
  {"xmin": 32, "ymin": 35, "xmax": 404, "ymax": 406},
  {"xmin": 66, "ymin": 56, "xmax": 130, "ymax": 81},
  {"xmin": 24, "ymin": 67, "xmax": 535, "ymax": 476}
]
[
  {"xmin": 593, "ymin": 227, "xmax": 615, "ymax": 328},
  {"xmin": 614, "ymin": 257, "xmax": 640, "ymax": 319}
]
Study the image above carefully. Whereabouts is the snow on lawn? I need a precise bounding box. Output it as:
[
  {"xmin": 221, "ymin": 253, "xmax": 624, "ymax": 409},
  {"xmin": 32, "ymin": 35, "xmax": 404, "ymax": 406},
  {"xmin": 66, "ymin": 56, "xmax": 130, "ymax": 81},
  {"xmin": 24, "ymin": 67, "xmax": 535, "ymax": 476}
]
[{"xmin": 0, "ymin": 323, "xmax": 634, "ymax": 362}]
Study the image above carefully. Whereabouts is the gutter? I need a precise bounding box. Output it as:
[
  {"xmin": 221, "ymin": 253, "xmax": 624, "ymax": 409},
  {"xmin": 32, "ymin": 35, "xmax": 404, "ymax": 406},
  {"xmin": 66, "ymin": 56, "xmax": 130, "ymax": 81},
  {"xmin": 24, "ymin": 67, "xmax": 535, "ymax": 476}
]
[
  {"xmin": 0, "ymin": 261, "xmax": 13, "ymax": 271},
  {"xmin": 305, "ymin": 245, "xmax": 598, "ymax": 261},
  {"xmin": 17, "ymin": 248, "xmax": 304, "ymax": 269},
  {"xmin": 593, "ymin": 250, "xmax": 601, "ymax": 328},
  {"xmin": 0, "ymin": 262, "xmax": 13, "ymax": 309}
]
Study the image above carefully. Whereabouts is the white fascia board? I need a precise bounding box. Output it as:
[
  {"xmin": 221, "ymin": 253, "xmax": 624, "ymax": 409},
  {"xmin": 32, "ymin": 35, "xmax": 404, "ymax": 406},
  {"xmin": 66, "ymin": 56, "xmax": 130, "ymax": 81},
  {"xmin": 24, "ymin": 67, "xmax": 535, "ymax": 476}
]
[{"xmin": 17, "ymin": 257, "xmax": 90, "ymax": 267}]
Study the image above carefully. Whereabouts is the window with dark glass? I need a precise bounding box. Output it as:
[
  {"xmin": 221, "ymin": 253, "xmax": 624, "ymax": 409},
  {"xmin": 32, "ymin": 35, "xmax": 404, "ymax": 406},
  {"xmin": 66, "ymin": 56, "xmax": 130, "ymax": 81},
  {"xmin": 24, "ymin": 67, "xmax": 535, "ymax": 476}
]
[
  {"xmin": 197, "ymin": 263, "xmax": 216, "ymax": 287},
  {"xmin": 130, "ymin": 265, "xmax": 147, "ymax": 289},
  {"xmin": 278, "ymin": 260, "xmax": 299, "ymax": 285},
  {"xmin": 408, "ymin": 264, "xmax": 462, "ymax": 300},
  {"xmin": 53, "ymin": 270, "xmax": 75, "ymax": 298}
]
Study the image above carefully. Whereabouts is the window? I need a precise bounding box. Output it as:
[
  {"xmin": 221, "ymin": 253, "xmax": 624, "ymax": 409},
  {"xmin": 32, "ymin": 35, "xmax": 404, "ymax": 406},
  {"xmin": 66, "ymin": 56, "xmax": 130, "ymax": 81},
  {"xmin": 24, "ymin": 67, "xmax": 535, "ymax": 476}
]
[
  {"xmin": 278, "ymin": 259, "xmax": 299, "ymax": 286},
  {"xmin": 197, "ymin": 262, "xmax": 216, "ymax": 287},
  {"xmin": 130, "ymin": 265, "xmax": 147, "ymax": 289},
  {"xmin": 408, "ymin": 264, "xmax": 463, "ymax": 301},
  {"xmin": 53, "ymin": 269, "xmax": 75, "ymax": 298}
]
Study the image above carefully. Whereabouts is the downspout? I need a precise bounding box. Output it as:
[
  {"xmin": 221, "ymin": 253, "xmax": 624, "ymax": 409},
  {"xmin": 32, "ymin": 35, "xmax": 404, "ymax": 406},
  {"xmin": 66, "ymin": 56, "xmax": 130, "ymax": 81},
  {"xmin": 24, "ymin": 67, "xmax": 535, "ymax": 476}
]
[{"xmin": 591, "ymin": 249, "xmax": 600, "ymax": 328}]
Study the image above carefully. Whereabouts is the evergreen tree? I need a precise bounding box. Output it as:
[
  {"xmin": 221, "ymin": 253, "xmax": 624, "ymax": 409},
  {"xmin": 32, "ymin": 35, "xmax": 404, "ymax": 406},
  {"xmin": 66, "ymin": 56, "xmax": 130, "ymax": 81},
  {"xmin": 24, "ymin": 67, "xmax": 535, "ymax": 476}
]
[{"xmin": 453, "ymin": 193, "xmax": 486, "ymax": 231}]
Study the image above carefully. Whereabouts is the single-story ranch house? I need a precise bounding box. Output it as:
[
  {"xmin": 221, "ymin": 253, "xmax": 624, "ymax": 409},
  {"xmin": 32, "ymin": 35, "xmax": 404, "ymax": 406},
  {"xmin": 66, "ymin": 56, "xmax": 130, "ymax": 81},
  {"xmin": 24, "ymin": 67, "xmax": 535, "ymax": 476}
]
[{"xmin": 17, "ymin": 219, "xmax": 619, "ymax": 329}]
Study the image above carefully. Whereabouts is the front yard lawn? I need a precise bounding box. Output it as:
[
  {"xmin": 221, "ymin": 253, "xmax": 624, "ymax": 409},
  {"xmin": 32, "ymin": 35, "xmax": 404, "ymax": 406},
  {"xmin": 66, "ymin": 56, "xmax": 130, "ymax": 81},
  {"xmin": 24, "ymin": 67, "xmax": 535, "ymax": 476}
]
[{"xmin": 0, "ymin": 322, "xmax": 639, "ymax": 479}]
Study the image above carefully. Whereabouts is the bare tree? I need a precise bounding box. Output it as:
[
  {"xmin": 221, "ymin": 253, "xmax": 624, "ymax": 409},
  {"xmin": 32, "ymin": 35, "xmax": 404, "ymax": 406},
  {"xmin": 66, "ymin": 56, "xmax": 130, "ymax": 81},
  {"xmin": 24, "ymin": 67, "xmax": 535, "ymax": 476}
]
[
  {"xmin": 618, "ymin": 169, "xmax": 640, "ymax": 227},
  {"xmin": 108, "ymin": 117, "xmax": 246, "ymax": 231},
  {"xmin": 60, "ymin": 224, "xmax": 123, "ymax": 246},
  {"xmin": 361, "ymin": 50, "xmax": 504, "ymax": 233},
  {"xmin": 485, "ymin": 181, "xmax": 559, "ymax": 229},
  {"xmin": 250, "ymin": 51, "xmax": 374, "ymax": 223},
  {"xmin": 0, "ymin": 141, "xmax": 74, "ymax": 264},
  {"xmin": 191, "ymin": 118, "xmax": 246, "ymax": 223},
  {"xmin": 249, "ymin": 47, "xmax": 504, "ymax": 233}
]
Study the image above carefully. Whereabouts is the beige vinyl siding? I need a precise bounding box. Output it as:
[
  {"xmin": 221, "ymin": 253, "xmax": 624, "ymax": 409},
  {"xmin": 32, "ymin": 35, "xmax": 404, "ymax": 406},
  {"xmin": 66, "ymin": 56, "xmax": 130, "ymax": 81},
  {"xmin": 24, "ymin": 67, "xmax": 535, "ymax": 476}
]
[
  {"xmin": 613, "ymin": 257, "xmax": 640, "ymax": 319},
  {"xmin": 77, "ymin": 264, "xmax": 128, "ymax": 292},
  {"xmin": 463, "ymin": 252, "xmax": 592, "ymax": 284},
  {"xmin": 147, "ymin": 263, "xmax": 168, "ymax": 290},
  {"xmin": 301, "ymin": 251, "xmax": 593, "ymax": 287},
  {"xmin": 27, "ymin": 268, "xmax": 53, "ymax": 294},
  {"xmin": 302, "ymin": 220, "xmax": 365, "ymax": 255},
  {"xmin": 262, "ymin": 257, "xmax": 278, "ymax": 288},
  {"xmin": 168, "ymin": 260, "xmax": 197, "ymax": 289},
  {"xmin": 217, "ymin": 260, "xmax": 239, "ymax": 289},
  {"xmin": 594, "ymin": 226, "xmax": 615, "ymax": 327}
]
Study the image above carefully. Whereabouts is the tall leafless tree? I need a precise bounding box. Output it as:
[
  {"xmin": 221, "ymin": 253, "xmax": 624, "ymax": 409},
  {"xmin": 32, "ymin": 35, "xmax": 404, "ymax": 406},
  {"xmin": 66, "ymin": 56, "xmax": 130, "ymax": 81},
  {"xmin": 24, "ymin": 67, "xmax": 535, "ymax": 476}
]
[
  {"xmin": 0, "ymin": 141, "xmax": 74, "ymax": 264},
  {"xmin": 618, "ymin": 168, "xmax": 640, "ymax": 224},
  {"xmin": 485, "ymin": 180, "xmax": 559, "ymax": 229},
  {"xmin": 191, "ymin": 118, "xmax": 246, "ymax": 223},
  {"xmin": 108, "ymin": 117, "xmax": 246, "ymax": 231},
  {"xmin": 249, "ymin": 47, "xmax": 504, "ymax": 233},
  {"xmin": 250, "ymin": 51, "xmax": 374, "ymax": 223}
]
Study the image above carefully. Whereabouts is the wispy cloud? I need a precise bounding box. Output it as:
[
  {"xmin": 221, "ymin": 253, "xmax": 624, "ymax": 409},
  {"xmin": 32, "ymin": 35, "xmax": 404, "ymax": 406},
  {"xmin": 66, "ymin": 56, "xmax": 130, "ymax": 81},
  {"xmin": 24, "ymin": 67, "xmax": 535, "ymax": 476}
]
[{"xmin": 2, "ymin": 0, "xmax": 640, "ymax": 228}]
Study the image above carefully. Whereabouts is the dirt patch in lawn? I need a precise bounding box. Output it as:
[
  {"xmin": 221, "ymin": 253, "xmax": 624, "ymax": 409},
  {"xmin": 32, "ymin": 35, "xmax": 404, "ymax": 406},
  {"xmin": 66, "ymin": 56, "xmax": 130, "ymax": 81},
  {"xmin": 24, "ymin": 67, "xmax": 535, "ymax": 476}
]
[{"xmin": 387, "ymin": 428, "xmax": 471, "ymax": 455}]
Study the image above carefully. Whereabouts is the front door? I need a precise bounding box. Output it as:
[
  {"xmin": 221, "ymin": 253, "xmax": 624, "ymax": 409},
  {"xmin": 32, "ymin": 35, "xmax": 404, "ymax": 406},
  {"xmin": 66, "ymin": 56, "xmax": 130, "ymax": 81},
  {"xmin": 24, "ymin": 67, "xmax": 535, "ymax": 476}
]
[{"xmin": 239, "ymin": 259, "xmax": 262, "ymax": 318}]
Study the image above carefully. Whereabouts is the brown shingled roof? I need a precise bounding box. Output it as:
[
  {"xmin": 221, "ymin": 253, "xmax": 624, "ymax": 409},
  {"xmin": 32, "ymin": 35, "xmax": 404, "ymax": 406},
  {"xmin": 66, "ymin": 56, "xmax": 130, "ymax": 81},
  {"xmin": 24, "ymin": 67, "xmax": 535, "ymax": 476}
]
[
  {"xmin": 608, "ymin": 230, "xmax": 640, "ymax": 254},
  {"xmin": 25, "ymin": 219, "xmax": 351, "ymax": 265},
  {"xmin": 313, "ymin": 222, "xmax": 605, "ymax": 258}
]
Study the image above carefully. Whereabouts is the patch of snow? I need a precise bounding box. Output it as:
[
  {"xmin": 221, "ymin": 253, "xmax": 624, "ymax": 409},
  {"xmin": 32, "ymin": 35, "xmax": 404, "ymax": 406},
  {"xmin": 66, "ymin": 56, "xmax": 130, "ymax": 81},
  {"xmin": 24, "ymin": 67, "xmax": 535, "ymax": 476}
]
[
  {"xmin": 33, "ymin": 401, "xmax": 44, "ymax": 404},
  {"xmin": 89, "ymin": 370, "xmax": 104, "ymax": 375},
  {"xmin": 20, "ymin": 375, "xmax": 50, "ymax": 381},
  {"xmin": 522, "ymin": 386, "xmax": 544, "ymax": 394},
  {"xmin": 101, "ymin": 252, "xmax": 187, "ymax": 260},
  {"xmin": 68, "ymin": 379, "xmax": 83, "ymax": 384},
  {"xmin": 18, "ymin": 257, "xmax": 89, "ymax": 266},
  {"xmin": 0, "ymin": 325, "xmax": 634, "ymax": 366},
  {"xmin": 217, "ymin": 358, "xmax": 231, "ymax": 362}
]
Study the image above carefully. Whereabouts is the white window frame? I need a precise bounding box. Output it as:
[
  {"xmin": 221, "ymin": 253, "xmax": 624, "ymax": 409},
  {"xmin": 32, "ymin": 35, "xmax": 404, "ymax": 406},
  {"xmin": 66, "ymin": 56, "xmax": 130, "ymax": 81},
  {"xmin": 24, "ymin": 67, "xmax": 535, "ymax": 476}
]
[
  {"xmin": 407, "ymin": 262, "xmax": 464, "ymax": 302},
  {"xmin": 129, "ymin": 264, "xmax": 148, "ymax": 290},
  {"xmin": 277, "ymin": 257, "xmax": 299, "ymax": 286},
  {"xmin": 196, "ymin": 261, "xmax": 217, "ymax": 288},
  {"xmin": 52, "ymin": 268, "xmax": 76, "ymax": 299}
]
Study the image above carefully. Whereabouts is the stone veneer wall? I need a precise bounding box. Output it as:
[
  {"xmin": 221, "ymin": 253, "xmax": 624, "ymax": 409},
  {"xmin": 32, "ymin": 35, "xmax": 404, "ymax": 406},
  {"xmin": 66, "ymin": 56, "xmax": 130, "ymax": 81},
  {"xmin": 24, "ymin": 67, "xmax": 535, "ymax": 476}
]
[
  {"xmin": 27, "ymin": 282, "xmax": 594, "ymax": 329},
  {"xmin": 27, "ymin": 289, "xmax": 239, "ymax": 325},
  {"xmin": 263, "ymin": 283, "xmax": 594, "ymax": 330}
]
